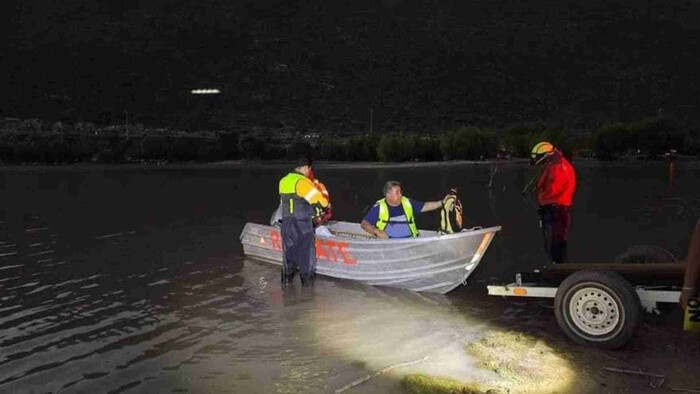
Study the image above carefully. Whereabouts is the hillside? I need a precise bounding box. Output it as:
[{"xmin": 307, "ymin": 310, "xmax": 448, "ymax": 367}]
[{"xmin": 2, "ymin": 0, "xmax": 699, "ymax": 133}]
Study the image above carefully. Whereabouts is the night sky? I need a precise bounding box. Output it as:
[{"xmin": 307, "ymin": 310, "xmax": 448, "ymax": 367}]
[{"xmin": 2, "ymin": 0, "xmax": 699, "ymax": 132}]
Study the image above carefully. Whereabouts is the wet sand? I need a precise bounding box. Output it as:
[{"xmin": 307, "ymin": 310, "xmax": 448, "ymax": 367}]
[{"xmin": 453, "ymin": 288, "xmax": 700, "ymax": 393}]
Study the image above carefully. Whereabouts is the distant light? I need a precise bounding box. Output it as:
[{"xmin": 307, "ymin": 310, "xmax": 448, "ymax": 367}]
[{"xmin": 190, "ymin": 89, "xmax": 220, "ymax": 95}]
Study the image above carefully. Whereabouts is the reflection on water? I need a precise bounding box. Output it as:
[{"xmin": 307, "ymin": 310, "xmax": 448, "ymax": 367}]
[
  {"xmin": 0, "ymin": 163, "xmax": 698, "ymax": 392},
  {"xmin": 0, "ymin": 228, "xmax": 498, "ymax": 393}
]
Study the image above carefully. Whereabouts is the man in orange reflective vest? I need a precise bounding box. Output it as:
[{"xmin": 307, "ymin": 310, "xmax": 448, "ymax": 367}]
[
  {"xmin": 278, "ymin": 156, "xmax": 329, "ymax": 286},
  {"xmin": 530, "ymin": 142, "xmax": 576, "ymax": 264}
]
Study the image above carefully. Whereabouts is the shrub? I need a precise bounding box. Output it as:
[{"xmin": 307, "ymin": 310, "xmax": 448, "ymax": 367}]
[
  {"xmin": 318, "ymin": 138, "xmax": 348, "ymax": 160},
  {"xmin": 440, "ymin": 127, "xmax": 498, "ymax": 160},
  {"xmin": 593, "ymin": 122, "xmax": 630, "ymax": 160},
  {"xmin": 238, "ymin": 133, "xmax": 267, "ymax": 159}
]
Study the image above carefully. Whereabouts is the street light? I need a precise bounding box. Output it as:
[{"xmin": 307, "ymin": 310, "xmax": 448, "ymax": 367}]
[
  {"xmin": 190, "ymin": 89, "xmax": 220, "ymax": 95},
  {"xmin": 188, "ymin": 88, "xmax": 221, "ymax": 129}
]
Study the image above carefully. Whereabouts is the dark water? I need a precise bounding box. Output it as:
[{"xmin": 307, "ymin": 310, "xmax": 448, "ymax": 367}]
[{"xmin": 0, "ymin": 162, "xmax": 698, "ymax": 393}]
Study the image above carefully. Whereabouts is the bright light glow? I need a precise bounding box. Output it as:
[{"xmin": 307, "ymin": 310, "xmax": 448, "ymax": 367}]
[
  {"xmin": 186, "ymin": 261, "xmax": 581, "ymax": 393},
  {"xmin": 306, "ymin": 284, "xmax": 580, "ymax": 393},
  {"xmin": 190, "ymin": 89, "xmax": 220, "ymax": 95}
]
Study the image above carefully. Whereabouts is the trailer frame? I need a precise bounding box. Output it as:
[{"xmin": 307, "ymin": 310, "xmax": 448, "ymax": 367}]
[{"xmin": 487, "ymin": 264, "xmax": 684, "ymax": 349}]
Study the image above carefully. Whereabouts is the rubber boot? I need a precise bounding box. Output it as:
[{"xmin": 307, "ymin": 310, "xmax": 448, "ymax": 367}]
[
  {"xmin": 281, "ymin": 270, "xmax": 294, "ymax": 285},
  {"xmin": 300, "ymin": 274, "xmax": 314, "ymax": 287}
]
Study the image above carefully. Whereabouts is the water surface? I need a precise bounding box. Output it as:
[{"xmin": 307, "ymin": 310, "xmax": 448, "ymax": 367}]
[{"xmin": 0, "ymin": 162, "xmax": 698, "ymax": 392}]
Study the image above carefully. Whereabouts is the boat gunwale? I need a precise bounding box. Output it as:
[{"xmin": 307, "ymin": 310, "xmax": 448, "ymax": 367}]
[{"xmin": 241, "ymin": 221, "xmax": 501, "ymax": 245}]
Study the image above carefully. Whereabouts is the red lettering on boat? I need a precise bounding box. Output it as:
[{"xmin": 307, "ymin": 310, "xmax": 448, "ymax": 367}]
[
  {"xmin": 321, "ymin": 239, "xmax": 339, "ymax": 262},
  {"xmin": 269, "ymin": 230, "xmax": 356, "ymax": 265},
  {"xmin": 269, "ymin": 230, "xmax": 282, "ymax": 251},
  {"xmin": 336, "ymin": 242, "xmax": 357, "ymax": 265},
  {"xmin": 315, "ymin": 239, "xmax": 332, "ymax": 261}
]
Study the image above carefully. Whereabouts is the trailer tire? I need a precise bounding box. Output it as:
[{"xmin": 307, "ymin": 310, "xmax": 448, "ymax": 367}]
[
  {"xmin": 554, "ymin": 270, "xmax": 641, "ymax": 349},
  {"xmin": 614, "ymin": 245, "xmax": 678, "ymax": 264}
]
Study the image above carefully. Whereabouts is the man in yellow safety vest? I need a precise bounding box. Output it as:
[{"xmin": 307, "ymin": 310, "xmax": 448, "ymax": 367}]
[
  {"xmin": 278, "ymin": 156, "xmax": 329, "ymax": 286},
  {"xmin": 360, "ymin": 180, "xmax": 450, "ymax": 239}
]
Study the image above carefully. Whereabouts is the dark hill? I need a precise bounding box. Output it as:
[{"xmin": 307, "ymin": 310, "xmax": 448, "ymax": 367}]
[{"xmin": 2, "ymin": 0, "xmax": 699, "ymax": 132}]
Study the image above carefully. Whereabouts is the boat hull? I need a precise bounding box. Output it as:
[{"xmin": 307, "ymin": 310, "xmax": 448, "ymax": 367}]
[{"xmin": 239, "ymin": 221, "xmax": 500, "ymax": 294}]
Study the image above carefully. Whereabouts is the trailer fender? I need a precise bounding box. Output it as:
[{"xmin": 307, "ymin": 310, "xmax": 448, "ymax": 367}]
[{"xmin": 614, "ymin": 245, "xmax": 678, "ymax": 264}]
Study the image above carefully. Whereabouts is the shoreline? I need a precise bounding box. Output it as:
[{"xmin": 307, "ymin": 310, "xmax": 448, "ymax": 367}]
[{"xmin": 1, "ymin": 157, "xmax": 699, "ymax": 171}]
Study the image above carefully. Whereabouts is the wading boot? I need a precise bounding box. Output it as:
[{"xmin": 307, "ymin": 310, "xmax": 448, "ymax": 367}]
[
  {"xmin": 281, "ymin": 270, "xmax": 294, "ymax": 285},
  {"xmin": 300, "ymin": 274, "xmax": 314, "ymax": 287}
]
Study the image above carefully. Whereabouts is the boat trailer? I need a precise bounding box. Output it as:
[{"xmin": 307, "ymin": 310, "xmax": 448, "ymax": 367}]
[{"xmin": 487, "ymin": 263, "xmax": 684, "ymax": 349}]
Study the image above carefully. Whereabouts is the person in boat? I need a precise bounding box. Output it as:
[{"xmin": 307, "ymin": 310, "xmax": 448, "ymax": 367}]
[
  {"xmin": 360, "ymin": 180, "xmax": 451, "ymax": 239},
  {"xmin": 680, "ymin": 218, "xmax": 700, "ymax": 310},
  {"xmin": 529, "ymin": 141, "xmax": 576, "ymax": 264},
  {"xmin": 278, "ymin": 156, "xmax": 329, "ymax": 286}
]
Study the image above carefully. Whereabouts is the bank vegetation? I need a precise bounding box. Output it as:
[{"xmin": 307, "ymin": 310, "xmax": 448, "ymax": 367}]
[{"xmin": 1, "ymin": 116, "xmax": 698, "ymax": 164}]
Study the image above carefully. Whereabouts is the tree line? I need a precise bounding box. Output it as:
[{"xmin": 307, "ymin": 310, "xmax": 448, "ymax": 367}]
[{"xmin": 0, "ymin": 116, "xmax": 698, "ymax": 164}]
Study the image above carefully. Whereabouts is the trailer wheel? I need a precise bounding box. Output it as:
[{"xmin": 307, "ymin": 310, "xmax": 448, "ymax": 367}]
[
  {"xmin": 614, "ymin": 245, "xmax": 678, "ymax": 264},
  {"xmin": 554, "ymin": 270, "xmax": 641, "ymax": 349}
]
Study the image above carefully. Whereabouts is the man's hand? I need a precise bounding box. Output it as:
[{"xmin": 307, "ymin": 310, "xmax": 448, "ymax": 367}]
[
  {"xmin": 361, "ymin": 219, "xmax": 389, "ymax": 239},
  {"xmin": 374, "ymin": 229, "xmax": 389, "ymax": 240}
]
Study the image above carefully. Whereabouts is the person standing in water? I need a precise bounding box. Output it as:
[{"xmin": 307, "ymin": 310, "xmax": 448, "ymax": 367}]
[
  {"xmin": 529, "ymin": 141, "xmax": 576, "ymax": 264},
  {"xmin": 278, "ymin": 156, "xmax": 329, "ymax": 286}
]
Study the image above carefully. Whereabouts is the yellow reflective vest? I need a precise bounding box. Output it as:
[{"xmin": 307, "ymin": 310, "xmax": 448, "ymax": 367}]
[
  {"xmin": 279, "ymin": 172, "xmax": 313, "ymax": 219},
  {"xmin": 375, "ymin": 196, "xmax": 418, "ymax": 237},
  {"xmin": 279, "ymin": 172, "xmax": 328, "ymax": 219}
]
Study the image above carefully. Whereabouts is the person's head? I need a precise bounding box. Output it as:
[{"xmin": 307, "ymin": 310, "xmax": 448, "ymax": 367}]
[
  {"xmin": 295, "ymin": 155, "xmax": 313, "ymax": 177},
  {"xmin": 530, "ymin": 141, "xmax": 555, "ymax": 166},
  {"xmin": 383, "ymin": 180, "xmax": 403, "ymax": 206}
]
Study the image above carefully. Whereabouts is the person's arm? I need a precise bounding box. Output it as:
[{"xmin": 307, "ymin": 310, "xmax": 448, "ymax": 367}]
[
  {"xmin": 361, "ymin": 205, "xmax": 388, "ymax": 239},
  {"xmin": 535, "ymin": 163, "xmax": 554, "ymax": 200},
  {"xmin": 681, "ymin": 219, "xmax": 700, "ymax": 309},
  {"xmin": 535, "ymin": 164, "xmax": 548, "ymax": 191},
  {"xmin": 361, "ymin": 219, "xmax": 388, "ymax": 239},
  {"xmin": 314, "ymin": 180, "xmax": 330, "ymax": 202},
  {"xmin": 296, "ymin": 177, "xmax": 329, "ymax": 208},
  {"xmin": 420, "ymin": 195, "xmax": 451, "ymax": 212}
]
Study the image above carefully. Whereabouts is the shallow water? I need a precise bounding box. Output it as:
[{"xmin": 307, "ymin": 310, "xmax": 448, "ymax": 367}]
[{"xmin": 0, "ymin": 162, "xmax": 698, "ymax": 392}]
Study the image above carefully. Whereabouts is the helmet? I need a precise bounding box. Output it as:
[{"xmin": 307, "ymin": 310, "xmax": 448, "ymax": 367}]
[{"xmin": 530, "ymin": 141, "xmax": 555, "ymax": 165}]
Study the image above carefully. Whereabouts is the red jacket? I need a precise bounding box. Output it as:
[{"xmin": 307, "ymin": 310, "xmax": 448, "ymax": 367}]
[{"xmin": 536, "ymin": 151, "xmax": 576, "ymax": 206}]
